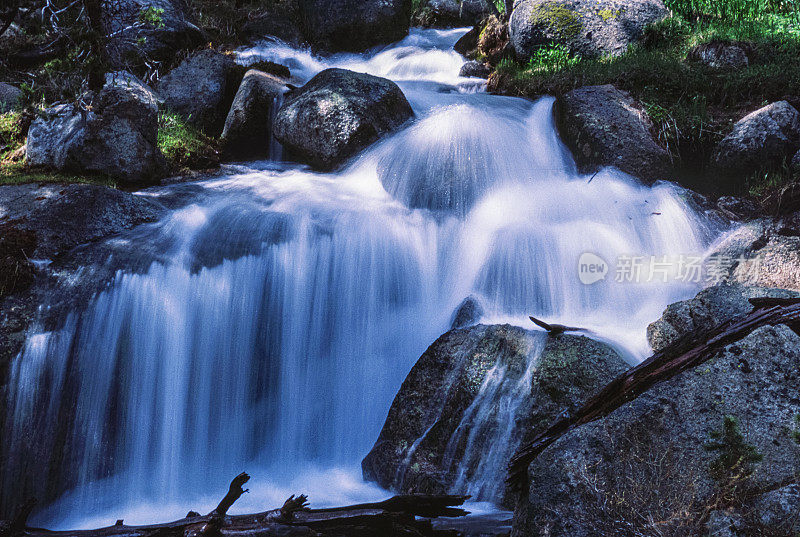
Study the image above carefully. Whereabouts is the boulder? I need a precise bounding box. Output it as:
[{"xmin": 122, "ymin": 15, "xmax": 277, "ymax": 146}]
[
  {"xmin": 646, "ymin": 283, "xmax": 800, "ymax": 353},
  {"xmin": 0, "ymin": 183, "xmax": 163, "ymax": 260},
  {"xmin": 459, "ymin": 60, "xmax": 492, "ymax": 78},
  {"xmin": 688, "ymin": 41, "xmax": 749, "ymax": 70},
  {"xmin": 705, "ymin": 219, "xmax": 800, "ymax": 292},
  {"xmin": 513, "ymin": 320, "xmax": 800, "ymax": 537},
  {"xmin": 26, "ymin": 79, "xmax": 166, "ymax": 184},
  {"xmin": 298, "ymin": 0, "xmax": 412, "ymax": 52},
  {"xmin": 423, "ymin": 0, "xmax": 495, "ymax": 27},
  {"xmin": 242, "ymin": 5, "xmax": 304, "ymax": 45},
  {"xmin": 557, "ymin": 84, "xmax": 673, "ymax": 183},
  {"xmin": 102, "ymin": 0, "xmax": 204, "ymax": 64},
  {"xmin": 362, "ymin": 324, "xmax": 628, "ymax": 501},
  {"xmin": 0, "ymin": 82, "xmax": 22, "ymax": 113},
  {"xmin": 221, "ymin": 69, "xmax": 287, "ymax": 160},
  {"xmin": 157, "ymin": 49, "xmax": 245, "ymax": 136},
  {"xmin": 509, "ymin": 0, "xmax": 668, "ymax": 60},
  {"xmin": 449, "ymin": 296, "xmax": 485, "ymax": 329},
  {"xmin": 274, "ymin": 68, "xmax": 413, "ymax": 170},
  {"xmin": 712, "ymin": 101, "xmax": 800, "ymax": 178},
  {"xmin": 754, "ymin": 484, "xmax": 800, "ymax": 533},
  {"xmin": 715, "ymin": 196, "xmax": 761, "ymax": 221},
  {"xmin": 454, "ymin": 24, "xmax": 480, "ymax": 56}
]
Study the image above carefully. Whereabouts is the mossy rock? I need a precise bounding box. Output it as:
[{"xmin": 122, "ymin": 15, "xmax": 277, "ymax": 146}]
[{"xmin": 510, "ymin": 0, "xmax": 668, "ymax": 59}]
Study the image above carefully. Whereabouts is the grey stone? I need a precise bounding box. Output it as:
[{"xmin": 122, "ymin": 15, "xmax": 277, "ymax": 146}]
[
  {"xmin": 450, "ymin": 296, "xmax": 485, "ymax": 329},
  {"xmin": 362, "ymin": 324, "xmax": 628, "ymax": 500},
  {"xmin": 509, "ymin": 0, "xmax": 668, "ymax": 60},
  {"xmin": 514, "ymin": 321, "xmax": 800, "ymax": 537},
  {"xmin": 274, "ymin": 68, "xmax": 413, "ymax": 170},
  {"xmin": 754, "ymin": 484, "xmax": 800, "ymax": 533},
  {"xmin": 689, "ymin": 41, "xmax": 749, "ymax": 70},
  {"xmin": 221, "ymin": 70, "xmax": 287, "ymax": 160},
  {"xmin": 26, "ymin": 79, "xmax": 166, "ymax": 184},
  {"xmin": 299, "ymin": 0, "xmax": 412, "ymax": 52},
  {"xmin": 0, "ymin": 82, "xmax": 22, "ymax": 113},
  {"xmin": 157, "ymin": 49, "xmax": 245, "ymax": 136},
  {"xmin": 712, "ymin": 101, "xmax": 800, "ymax": 178},
  {"xmin": 425, "ymin": 0, "xmax": 495, "ymax": 26},
  {"xmin": 558, "ymin": 84, "xmax": 673, "ymax": 183},
  {"xmin": 459, "ymin": 60, "xmax": 493, "ymax": 78}
]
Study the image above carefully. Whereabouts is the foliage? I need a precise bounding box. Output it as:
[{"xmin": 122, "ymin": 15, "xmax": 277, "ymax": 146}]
[
  {"xmin": 0, "ymin": 111, "xmax": 24, "ymax": 161},
  {"xmin": 705, "ymin": 415, "xmax": 763, "ymax": 482},
  {"xmin": 157, "ymin": 111, "xmax": 219, "ymax": 171},
  {"xmin": 526, "ymin": 44, "xmax": 580, "ymax": 74}
]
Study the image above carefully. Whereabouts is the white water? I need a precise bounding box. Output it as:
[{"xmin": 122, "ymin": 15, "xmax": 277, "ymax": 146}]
[{"xmin": 3, "ymin": 28, "xmax": 725, "ymax": 528}]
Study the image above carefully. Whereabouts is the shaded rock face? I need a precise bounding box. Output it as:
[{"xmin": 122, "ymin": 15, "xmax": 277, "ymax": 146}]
[
  {"xmin": 0, "ymin": 82, "xmax": 22, "ymax": 113},
  {"xmin": 242, "ymin": 4, "xmax": 304, "ymax": 45},
  {"xmin": 0, "ymin": 183, "xmax": 164, "ymax": 409},
  {"xmin": 157, "ymin": 49, "xmax": 246, "ymax": 136},
  {"xmin": 459, "ymin": 60, "xmax": 493, "ymax": 79},
  {"xmin": 509, "ymin": 0, "xmax": 668, "ymax": 60},
  {"xmin": 712, "ymin": 101, "xmax": 800, "ymax": 179},
  {"xmin": 646, "ymin": 283, "xmax": 800, "ymax": 352},
  {"xmin": 26, "ymin": 80, "xmax": 166, "ymax": 183},
  {"xmin": 705, "ymin": 218, "xmax": 800, "ymax": 292},
  {"xmin": 424, "ymin": 0, "xmax": 495, "ymax": 27},
  {"xmin": 557, "ymin": 84, "xmax": 673, "ymax": 183},
  {"xmin": 689, "ymin": 41, "xmax": 749, "ymax": 70},
  {"xmin": 221, "ymin": 69, "xmax": 287, "ymax": 160},
  {"xmin": 274, "ymin": 68, "xmax": 413, "ymax": 170},
  {"xmin": 299, "ymin": 0, "xmax": 412, "ymax": 52},
  {"xmin": 103, "ymin": 0, "xmax": 204, "ymax": 64},
  {"xmin": 513, "ymin": 321, "xmax": 800, "ymax": 537},
  {"xmin": 362, "ymin": 324, "xmax": 628, "ymax": 502},
  {"xmin": 754, "ymin": 484, "xmax": 800, "ymax": 533},
  {"xmin": 450, "ymin": 296, "xmax": 485, "ymax": 329}
]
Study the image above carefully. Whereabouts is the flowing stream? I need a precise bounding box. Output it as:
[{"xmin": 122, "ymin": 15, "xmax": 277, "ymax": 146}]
[{"xmin": 2, "ymin": 28, "xmax": 726, "ymax": 529}]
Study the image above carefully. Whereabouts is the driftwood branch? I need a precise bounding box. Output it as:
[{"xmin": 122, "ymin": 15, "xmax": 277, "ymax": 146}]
[
  {"xmin": 4, "ymin": 473, "xmax": 468, "ymax": 537},
  {"xmin": 509, "ymin": 299, "xmax": 800, "ymax": 486}
]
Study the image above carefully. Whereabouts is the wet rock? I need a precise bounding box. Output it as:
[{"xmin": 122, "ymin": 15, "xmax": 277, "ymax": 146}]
[
  {"xmin": 157, "ymin": 49, "xmax": 246, "ymax": 136},
  {"xmin": 0, "ymin": 82, "xmax": 22, "ymax": 113},
  {"xmin": 450, "ymin": 296, "xmax": 484, "ymax": 329},
  {"xmin": 509, "ymin": 0, "xmax": 668, "ymax": 60},
  {"xmin": 424, "ymin": 0, "xmax": 495, "ymax": 27},
  {"xmin": 102, "ymin": 0, "xmax": 204, "ymax": 65},
  {"xmin": 299, "ymin": 0, "xmax": 412, "ymax": 52},
  {"xmin": 557, "ymin": 84, "xmax": 673, "ymax": 183},
  {"xmin": 221, "ymin": 70, "xmax": 287, "ymax": 160},
  {"xmin": 712, "ymin": 101, "xmax": 800, "ymax": 179},
  {"xmin": 454, "ymin": 24, "xmax": 480, "ymax": 56},
  {"xmin": 689, "ymin": 41, "xmax": 749, "ymax": 70},
  {"xmin": 362, "ymin": 324, "xmax": 628, "ymax": 500},
  {"xmin": 0, "ymin": 221, "xmax": 36, "ymax": 298},
  {"xmin": 274, "ymin": 68, "xmax": 413, "ymax": 170},
  {"xmin": 715, "ymin": 196, "xmax": 761, "ymax": 221},
  {"xmin": 514, "ymin": 320, "xmax": 800, "ymax": 537},
  {"xmin": 26, "ymin": 79, "xmax": 166, "ymax": 184},
  {"xmin": 0, "ymin": 184, "xmax": 164, "ymax": 260},
  {"xmin": 706, "ymin": 510, "xmax": 745, "ymax": 537},
  {"xmin": 646, "ymin": 283, "xmax": 800, "ymax": 352},
  {"xmin": 706, "ymin": 220, "xmax": 800, "ymax": 292},
  {"xmin": 459, "ymin": 60, "xmax": 493, "ymax": 78},
  {"xmin": 753, "ymin": 484, "xmax": 800, "ymax": 533}
]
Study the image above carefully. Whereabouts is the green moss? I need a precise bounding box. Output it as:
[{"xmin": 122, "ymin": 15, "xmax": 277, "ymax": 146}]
[
  {"xmin": 0, "ymin": 161, "xmax": 117, "ymax": 187},
  {"xmin": 598, "ymin": 7, "xmax": 621, "ymax": 22},
  {"xmin": 530, "ymin": 2, "xmax": 583, "ymax": 40},
  {"xmin": 157, "ymin": 112, "xmax": 219, "ymax": 171}
]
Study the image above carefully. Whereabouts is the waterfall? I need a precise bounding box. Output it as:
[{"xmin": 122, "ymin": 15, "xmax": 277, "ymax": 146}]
[{"xmin": 1, "ymin": 28, "xmax": 726, "ymax": 527}]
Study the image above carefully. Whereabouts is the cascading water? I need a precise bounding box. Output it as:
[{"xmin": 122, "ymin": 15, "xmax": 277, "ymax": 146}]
[{"xmin": 2, "ymin": 28, "xmax": 727, "ymax": 528}]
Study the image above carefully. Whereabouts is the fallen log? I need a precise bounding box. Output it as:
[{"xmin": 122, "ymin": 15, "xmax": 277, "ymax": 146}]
[
  {"xmin": 3, "ymin": 474, "xmax": 468, "ymax": 537},
  {"xmin": 508, "ymin": 299, "xmax": 800, "ymax": 487}
]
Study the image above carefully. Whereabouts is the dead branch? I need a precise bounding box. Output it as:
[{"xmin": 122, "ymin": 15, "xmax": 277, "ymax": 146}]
[
  {"xmin": 509, "ymin": 299, "xmax": 800, "ymax": 487},
  {"xmin": 4, "ymin": 473, "xmax": 468, "ymax": 537}
]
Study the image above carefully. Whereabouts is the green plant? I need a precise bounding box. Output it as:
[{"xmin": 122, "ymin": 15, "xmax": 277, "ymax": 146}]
[
  {"xmin": 705, "ymin": 416, "xmax": 763, "ymax": 481},
  {"xmin": 527, "ymin": 44, "xmax": 581, "ymax": 74},
  {"xmin": 157, "ymin": 111, "xmax": 219, "ymax": 170},
  {"xmin": 137, "ymin": 6, "xmax": 165, "ymax": 28}
]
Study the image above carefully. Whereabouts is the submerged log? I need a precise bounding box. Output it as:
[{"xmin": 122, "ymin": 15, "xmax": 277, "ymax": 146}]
[
  {"xmin": 2, "ymin": 474, "xmax": 468, "ymax": 537},
  {"xmin": 509, "ymin": 299, "xmax": 800, "ymax": 486}
]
